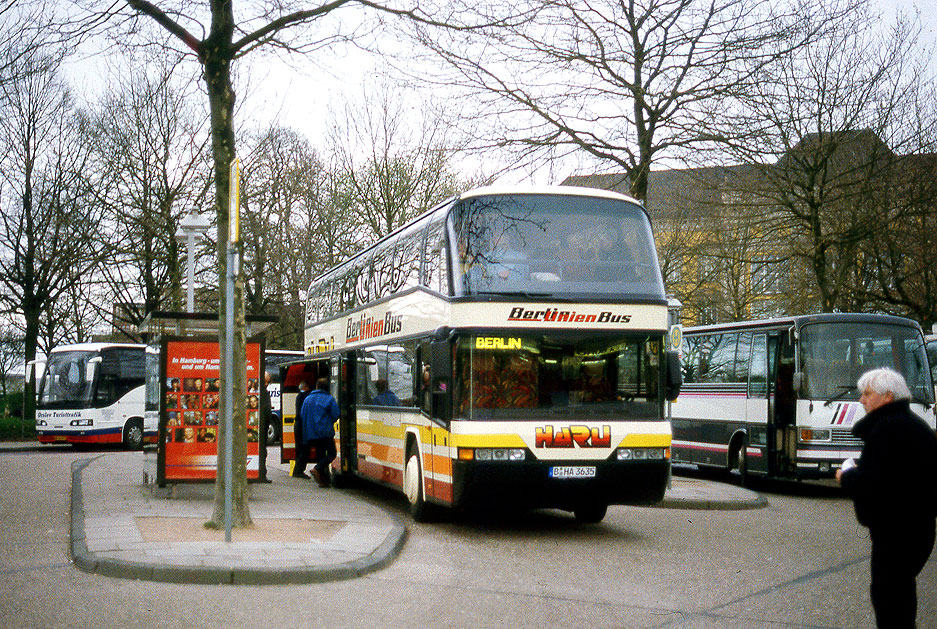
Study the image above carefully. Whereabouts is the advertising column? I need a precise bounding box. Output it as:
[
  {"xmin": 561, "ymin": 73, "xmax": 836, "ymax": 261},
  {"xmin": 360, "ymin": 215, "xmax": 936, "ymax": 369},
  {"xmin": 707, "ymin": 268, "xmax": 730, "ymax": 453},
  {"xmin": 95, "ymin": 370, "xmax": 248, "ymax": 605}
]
[{"xmin": 159, "ymin": 339, "xmax": 263, "ymax": 483}]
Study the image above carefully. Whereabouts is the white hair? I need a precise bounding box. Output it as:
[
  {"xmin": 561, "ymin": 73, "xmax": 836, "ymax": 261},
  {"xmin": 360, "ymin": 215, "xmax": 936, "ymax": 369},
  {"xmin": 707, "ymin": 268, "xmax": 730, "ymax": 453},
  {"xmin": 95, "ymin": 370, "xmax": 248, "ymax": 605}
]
[{"xmin": 857, "ymin": 367, "xmax": 911, "ymax": 401}]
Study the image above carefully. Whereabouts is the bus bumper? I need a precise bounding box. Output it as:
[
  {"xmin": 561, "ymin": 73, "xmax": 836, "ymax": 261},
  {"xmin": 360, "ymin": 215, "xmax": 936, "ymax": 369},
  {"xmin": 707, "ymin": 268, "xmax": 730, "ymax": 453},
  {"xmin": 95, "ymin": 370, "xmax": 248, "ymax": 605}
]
[
  {"xmin": 37, "ymin": 427, "xmax": 123, "ymax": 444},
  {"xmin": 451, "ymin": 458, "xmax": 670, "ymax": 510}
]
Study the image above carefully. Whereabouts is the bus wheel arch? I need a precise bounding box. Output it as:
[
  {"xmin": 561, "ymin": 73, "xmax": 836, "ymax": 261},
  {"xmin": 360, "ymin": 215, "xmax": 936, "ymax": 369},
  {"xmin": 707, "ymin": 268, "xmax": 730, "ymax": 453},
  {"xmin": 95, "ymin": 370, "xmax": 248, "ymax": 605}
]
[
  {"xmin": 728, "ymin": 430, "xmax": 748, "ymax": 477},
  {"xmin": 123, "ymin": 417, "xmax": 145, "ymax": 450},
  {"xmin": 404, "ymin": 434, "xmax": 429, "ymax": 521}
]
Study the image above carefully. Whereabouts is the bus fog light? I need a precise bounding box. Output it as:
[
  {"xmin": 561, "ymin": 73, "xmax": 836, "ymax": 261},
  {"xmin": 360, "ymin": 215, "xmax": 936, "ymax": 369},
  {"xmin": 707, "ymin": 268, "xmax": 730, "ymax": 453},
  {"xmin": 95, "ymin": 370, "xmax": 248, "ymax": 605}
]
[
  {"xmin": 475, "ymin": 448, "xmax": 525, "ymax": 462},
  {"xmin": 646, "ymin": 448, "xmax": 664, "ymax": 460}
]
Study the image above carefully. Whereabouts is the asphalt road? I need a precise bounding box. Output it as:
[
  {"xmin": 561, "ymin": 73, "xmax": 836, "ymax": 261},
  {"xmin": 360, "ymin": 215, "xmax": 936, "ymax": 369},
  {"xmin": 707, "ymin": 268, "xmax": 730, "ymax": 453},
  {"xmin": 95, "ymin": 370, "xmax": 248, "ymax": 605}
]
[{"xmin": 2, "ymin": 446, "xmax": 935, "ymax": 628}]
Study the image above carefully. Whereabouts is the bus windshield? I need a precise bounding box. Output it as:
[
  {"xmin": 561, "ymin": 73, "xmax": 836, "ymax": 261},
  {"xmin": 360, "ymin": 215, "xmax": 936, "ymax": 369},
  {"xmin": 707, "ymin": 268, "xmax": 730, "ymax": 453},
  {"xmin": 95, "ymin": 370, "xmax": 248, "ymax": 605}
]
[
  {"xmin": 37, "ymin": 351, "xmax": 97, "ymax": 408},
  {"xmin": 451, "ymin": 194, "xmax": 664, "ymax": 300},
  {"xmin": 455, "ymin": 334, "xmax": 662, "ymax": 420},
  {"xmin": 800, "ymin": 322, "xmax": 934, "ymax": 403}
]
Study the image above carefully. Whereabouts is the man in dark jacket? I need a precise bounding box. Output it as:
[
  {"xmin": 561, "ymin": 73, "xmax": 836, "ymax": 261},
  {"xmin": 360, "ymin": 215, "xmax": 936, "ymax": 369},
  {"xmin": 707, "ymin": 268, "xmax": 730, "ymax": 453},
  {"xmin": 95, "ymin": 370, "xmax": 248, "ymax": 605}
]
[
  {"xmin": 300, "ymin": 377, "xmax": 339, "ymax": 487},
  {"xmin": 837, "ymin": 367, "xmax": 937, "ymax": 628}
]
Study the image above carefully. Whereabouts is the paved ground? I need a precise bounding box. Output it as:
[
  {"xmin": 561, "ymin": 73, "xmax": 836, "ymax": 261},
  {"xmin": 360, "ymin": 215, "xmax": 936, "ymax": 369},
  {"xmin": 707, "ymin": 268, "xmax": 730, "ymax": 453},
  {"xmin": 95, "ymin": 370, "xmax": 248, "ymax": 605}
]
[{"xmin": 3, "ymin": 442, "xmax": 765, "ymax": 584}]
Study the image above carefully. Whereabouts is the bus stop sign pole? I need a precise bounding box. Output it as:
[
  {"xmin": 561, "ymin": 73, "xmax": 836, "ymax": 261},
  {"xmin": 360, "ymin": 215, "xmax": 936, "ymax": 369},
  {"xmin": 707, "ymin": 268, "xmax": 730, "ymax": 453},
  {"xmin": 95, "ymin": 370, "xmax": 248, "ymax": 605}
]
[{"xmin": 224, "ymin": 158, "xmax": 240, "ymax": 543}]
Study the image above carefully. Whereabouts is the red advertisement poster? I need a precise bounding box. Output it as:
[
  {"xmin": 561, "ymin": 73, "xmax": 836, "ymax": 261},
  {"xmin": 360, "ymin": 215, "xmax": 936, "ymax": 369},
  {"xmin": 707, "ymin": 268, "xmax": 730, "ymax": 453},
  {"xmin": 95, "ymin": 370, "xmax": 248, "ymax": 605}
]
[{"xmin": 163, "ymin": 340, "xmax": 262, "ymax": 481}]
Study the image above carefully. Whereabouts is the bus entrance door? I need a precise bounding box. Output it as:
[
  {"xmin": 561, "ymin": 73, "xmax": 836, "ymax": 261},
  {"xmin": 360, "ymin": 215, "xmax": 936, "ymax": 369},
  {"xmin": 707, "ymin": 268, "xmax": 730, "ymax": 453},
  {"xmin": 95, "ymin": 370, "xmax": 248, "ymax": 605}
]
[
  {"xmin": 746, "ymin": 333, "xmax": 771, "ymax": 476},
  {"xmin": 335, "ymin": 354, "xmax": 358, "ymax": 479},
  {"xmin": 769, "ymin": 332, "xmax": 797, "ymax": 476}
]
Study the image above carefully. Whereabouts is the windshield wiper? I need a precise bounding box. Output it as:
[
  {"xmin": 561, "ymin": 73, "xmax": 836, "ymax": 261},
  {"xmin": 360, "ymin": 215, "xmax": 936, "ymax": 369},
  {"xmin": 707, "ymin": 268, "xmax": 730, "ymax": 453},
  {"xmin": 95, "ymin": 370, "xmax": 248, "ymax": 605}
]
[{"xmin": 824, "ymin": 385, "xmax": 857, "ymax": 407}]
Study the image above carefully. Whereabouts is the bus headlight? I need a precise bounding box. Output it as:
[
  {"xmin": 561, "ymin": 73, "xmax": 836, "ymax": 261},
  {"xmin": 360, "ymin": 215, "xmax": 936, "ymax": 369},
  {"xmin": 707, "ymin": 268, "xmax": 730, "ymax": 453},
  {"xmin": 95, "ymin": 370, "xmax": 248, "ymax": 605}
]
[
  {"xmin": 799, "ymin": 428, "xmax": 831, "ymax": 442},
  {"xmin": 465, "ymin": 448, "xmax": 526, "ymax": 462},
  {"xmin": 618, "ymin": 448, "xmax": 669, "ymax": 460},
  {"xmin": 36, "ymin": 419, "xmax": 47, "ymax": 426},
  {"xmin": 70, "ymin": 419, "xmax": 93, "ymax": 427}
]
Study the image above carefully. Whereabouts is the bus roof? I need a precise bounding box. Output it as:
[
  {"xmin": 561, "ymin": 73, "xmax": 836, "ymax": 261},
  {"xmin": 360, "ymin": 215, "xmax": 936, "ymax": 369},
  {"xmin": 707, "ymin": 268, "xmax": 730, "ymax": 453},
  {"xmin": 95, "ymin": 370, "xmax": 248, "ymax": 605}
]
[
  {"xmin": 48, "ymin": 342, "xmax": 146, "ymax": 354},
  {"xmin": 458, "ymin": 185, "xmax": 641, "ymax": 206},
  {"xmin": 682, "ymin": 313, "xmax": 923, "ymax": 335}
]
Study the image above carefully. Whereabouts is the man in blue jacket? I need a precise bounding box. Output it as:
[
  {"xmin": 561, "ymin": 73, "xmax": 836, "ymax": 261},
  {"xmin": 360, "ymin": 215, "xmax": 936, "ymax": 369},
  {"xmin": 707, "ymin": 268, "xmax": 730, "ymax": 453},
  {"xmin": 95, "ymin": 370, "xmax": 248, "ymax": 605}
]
[
  {"xmin": 300, "ymin": 377, "xmax": 340, "ymax": 487},
  {"xmin": 837, "ymin": 367, "xmax": 937, "ymax": 628}
]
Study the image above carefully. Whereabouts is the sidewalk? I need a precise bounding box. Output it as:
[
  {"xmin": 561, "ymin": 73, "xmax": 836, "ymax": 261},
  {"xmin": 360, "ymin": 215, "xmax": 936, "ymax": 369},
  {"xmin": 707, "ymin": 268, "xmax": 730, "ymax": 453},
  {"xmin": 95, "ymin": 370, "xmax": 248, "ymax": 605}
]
[
  {"xmin": 70, "ymin": 452, "xmax": 406, "ymax": 585},
  {"xmin": 55, "ymin": 446, "xmax": 765, "ymax": 585}
]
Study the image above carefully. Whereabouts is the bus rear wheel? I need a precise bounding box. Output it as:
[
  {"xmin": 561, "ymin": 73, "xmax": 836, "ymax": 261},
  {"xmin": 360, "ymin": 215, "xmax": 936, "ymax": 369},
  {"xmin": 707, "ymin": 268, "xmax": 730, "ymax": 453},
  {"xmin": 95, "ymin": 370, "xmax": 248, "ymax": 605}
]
[
  {"xmin": 404, "ymin": 448, "xmax": 429, "ymax": 522},
  {"xmin": 123, "ymin": 418, "xmax": 144, "ymax": 450},
  {"xmin": 266, "ymin": 415, "xmax": 281, "ymax": 445}
]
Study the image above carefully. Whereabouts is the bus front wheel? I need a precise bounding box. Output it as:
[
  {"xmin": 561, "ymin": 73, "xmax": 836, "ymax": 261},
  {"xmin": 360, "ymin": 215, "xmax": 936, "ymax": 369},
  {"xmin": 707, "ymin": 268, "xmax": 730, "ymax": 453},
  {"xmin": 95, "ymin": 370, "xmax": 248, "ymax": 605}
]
[
  {"xmin": 404, "ymin": 448, "xmax": 429, "ymax": 522},
  {"xmin": 123, "ymin": 418, "xmax": 144, "ymax": 450},
  {"xmin": 573, "ymin": 503, "xmax": 608, "ymax": 524}
]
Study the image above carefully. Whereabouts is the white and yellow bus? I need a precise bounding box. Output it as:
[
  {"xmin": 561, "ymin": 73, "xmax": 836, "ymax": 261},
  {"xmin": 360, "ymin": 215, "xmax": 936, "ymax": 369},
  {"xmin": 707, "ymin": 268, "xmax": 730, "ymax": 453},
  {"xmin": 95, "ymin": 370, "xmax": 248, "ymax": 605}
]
[{"xmin": 286, "ymin": 186, "xmax": 682, "ymax": 522}]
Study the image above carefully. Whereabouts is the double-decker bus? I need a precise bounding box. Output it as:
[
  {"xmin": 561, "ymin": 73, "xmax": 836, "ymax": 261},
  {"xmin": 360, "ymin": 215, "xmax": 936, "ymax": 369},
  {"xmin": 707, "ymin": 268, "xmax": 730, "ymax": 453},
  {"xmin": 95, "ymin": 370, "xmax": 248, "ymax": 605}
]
[
  {"xmin": 291, "ymin": 186, "xmax": 682, "ymax": 522},
  {"xmin": 34, "ymin": 343, "xmax": 153, "ymax": 449},
  {"xmin": 671, "ymin": 313, "xmax": 935, "ymax": 480}
]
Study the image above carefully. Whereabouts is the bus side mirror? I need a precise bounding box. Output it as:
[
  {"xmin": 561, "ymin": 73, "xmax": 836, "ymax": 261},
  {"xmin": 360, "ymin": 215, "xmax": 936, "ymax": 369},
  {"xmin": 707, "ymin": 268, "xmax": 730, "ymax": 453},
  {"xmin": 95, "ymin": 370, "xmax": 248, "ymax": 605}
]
[
  {"xmin": 432, "ymin": 389, "xmax": 450, "ymax": 423},
  {"xmin": 665, "ymin": 350, "xmax": 683, "ymax": 402}
]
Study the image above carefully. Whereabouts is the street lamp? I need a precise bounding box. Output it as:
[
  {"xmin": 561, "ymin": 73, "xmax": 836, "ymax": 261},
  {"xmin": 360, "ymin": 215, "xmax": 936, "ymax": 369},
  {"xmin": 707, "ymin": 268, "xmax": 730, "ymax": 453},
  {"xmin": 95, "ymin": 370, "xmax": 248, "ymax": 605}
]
[{"xmin": 174, "ymin": 211, "xmax": 211, "ymax": 313}]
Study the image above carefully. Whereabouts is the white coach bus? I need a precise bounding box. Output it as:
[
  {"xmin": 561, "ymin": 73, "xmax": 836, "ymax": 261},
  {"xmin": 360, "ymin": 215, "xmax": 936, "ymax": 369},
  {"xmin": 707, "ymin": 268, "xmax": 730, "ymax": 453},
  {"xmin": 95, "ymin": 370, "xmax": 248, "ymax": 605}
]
[
  {"xmin": 671, "ymin": 313, "xmax": 935, "ymax": 480},
  {"xmin": 288, "ymin": 186, "xmax": 683, "ymax": 522},
  {"xmin": 34, "ymin": 343, "xmax": 152, "ymax": 449}
]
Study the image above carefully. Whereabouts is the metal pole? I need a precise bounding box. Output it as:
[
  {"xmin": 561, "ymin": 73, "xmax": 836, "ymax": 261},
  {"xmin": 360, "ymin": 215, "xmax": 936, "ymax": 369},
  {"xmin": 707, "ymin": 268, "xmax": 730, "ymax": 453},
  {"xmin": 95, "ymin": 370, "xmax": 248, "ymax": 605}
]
[
  {"xmin": 223, "ymin": 158, "xmax": 241, "ymax": 543},
  {"xmin": 224, "ymin": 244, "xmax": 236, "ymax": 542},
  {"xmin": 186, "ymin": 233, "xmax": 196, "ymax": 313}
]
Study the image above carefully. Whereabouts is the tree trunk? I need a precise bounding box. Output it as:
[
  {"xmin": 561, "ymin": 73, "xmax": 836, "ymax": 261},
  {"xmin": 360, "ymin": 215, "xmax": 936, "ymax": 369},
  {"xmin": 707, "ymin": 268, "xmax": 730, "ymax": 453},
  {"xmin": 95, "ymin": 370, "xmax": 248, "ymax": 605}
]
[{"xmin": 201, "ymin": 17, "xmax": 251, "ymax": 528}]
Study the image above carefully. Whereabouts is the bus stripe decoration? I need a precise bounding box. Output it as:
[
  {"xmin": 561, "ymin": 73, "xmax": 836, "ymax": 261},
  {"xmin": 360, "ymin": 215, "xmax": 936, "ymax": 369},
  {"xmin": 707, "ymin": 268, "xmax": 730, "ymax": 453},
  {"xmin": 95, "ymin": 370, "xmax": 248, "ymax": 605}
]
[{"xmin": 829, "ymin": 403, "xmax": 858, "ymax": 426}]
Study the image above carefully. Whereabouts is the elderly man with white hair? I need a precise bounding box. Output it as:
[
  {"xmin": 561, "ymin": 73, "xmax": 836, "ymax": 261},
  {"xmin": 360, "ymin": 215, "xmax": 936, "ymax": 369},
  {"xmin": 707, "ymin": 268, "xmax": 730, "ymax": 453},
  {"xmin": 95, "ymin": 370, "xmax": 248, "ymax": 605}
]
[{"xmin": 837, "ymin": 367, "xmax": 937, "ymax": 628}]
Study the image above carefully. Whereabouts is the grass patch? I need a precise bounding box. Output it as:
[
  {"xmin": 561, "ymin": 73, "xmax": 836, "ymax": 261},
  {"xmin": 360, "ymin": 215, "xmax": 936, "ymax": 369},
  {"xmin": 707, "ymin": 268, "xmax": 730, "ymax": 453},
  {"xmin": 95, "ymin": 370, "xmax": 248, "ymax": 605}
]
[
  {"xmin": 0, "ymin": 393, "xmax": 33, "ymax": 440},
  {"xmin": 0, "ymin": 414, "xmax": 34, "ymax": 440}
]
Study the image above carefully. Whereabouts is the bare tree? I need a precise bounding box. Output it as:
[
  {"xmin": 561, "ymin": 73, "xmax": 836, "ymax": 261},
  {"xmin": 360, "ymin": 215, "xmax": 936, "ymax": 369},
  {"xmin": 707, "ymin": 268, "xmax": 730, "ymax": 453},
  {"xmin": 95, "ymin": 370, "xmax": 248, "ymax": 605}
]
[
  {"xmin": 328, "ymin": 83, "xmax": 466, "ymax": 240},
  {"xmin": 409, "ymin": 0, "xmax": 818, "ymax": 200},
  {"xmin": 713, "ymin": 3, "xmax": 930, "ymax": 313},
  {"xmin": 0, "ymin": 47, "xmax": 103, "ymax": 427},
  {"xmin": 240, "ymin": 126, "xmax": 324, "ymax": 348},
  {"xmin": 86, "ymin": 59, "xmax": 212, "ymax": 337}
]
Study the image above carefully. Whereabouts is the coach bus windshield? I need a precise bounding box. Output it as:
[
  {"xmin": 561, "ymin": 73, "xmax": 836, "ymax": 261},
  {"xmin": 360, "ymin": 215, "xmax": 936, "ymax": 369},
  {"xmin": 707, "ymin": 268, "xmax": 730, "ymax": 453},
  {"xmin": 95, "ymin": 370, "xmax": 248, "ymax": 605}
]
[
  {"xmin": 455, "ymin": 334, "xmax": 663, "ymax": 420},
  {"xmin": 37, "ymin": 351, "xmax": 97, "ymax": 408},
  {"xmin": 451, "ymin": 194, "xmax": 664, "ymax": 300},
  {"xmin": 799, "ymin": 322, "xmax": 934, "ymax": 404}
]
